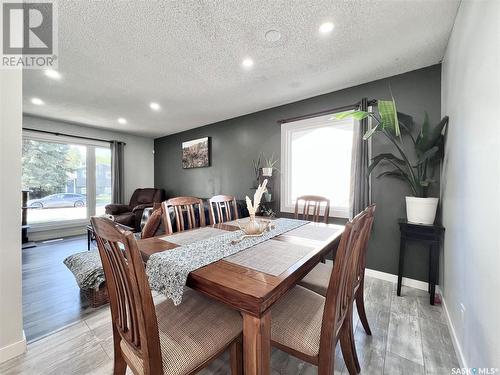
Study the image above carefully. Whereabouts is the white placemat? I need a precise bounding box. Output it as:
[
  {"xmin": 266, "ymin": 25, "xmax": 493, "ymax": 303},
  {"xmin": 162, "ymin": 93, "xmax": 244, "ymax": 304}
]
[
  {"xmin": 159, "ymin": 227, "xmax": 227, "ymax": 246},
  {"xmin": 224, "ymin": 239, "xmax": 315, "ymax": 276},
  {"xmin": 284, "ymin": 223, "xmax": 342, "ymax": 241}
]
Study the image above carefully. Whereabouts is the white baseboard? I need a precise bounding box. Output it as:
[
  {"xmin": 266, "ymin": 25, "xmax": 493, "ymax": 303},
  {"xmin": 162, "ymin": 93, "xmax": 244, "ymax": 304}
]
[
  {"xmin": 0, "ymin": 331, "xmax": 26, "ymax": 364},
  {"xmin": 439, "ymin": 288, "xmax": 467, "ymax": 369},
  {"xmin": 365, "ymin": 268, "xmax": 431, "ymax": 291}
]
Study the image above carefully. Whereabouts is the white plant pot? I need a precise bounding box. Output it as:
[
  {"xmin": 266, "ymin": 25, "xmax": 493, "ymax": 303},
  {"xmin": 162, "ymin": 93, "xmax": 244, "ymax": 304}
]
[
  {"xmin": 405, "ymin": 197, "xmax": 439, "ymax": 225},
  {"xmin": 262, "ymin": 168, "xmax": 273, "ymax": 177}
]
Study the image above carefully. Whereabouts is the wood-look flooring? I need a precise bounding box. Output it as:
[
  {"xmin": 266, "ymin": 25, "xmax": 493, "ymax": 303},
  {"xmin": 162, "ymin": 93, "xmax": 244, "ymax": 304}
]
[
  {"xmin": 22, "ymin": 235, "xmax": 96, "ymax": 342},
  {"xmin": 5, "ymin": 273, "xmax": 459, "ymax": 374}
]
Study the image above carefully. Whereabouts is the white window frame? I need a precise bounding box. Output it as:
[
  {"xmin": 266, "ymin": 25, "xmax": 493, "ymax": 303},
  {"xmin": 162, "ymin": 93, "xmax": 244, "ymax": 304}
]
[
  {"xmin": 280, "ymin": 114, "xmax": 355, "ymax": 219},
  {"xmin": 22, "ymin": 130, "xmax": 110, "ymax": 230}
]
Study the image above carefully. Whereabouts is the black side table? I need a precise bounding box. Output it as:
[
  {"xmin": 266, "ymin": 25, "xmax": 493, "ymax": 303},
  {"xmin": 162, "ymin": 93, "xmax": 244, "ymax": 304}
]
[{"xmin": 397, "ymin": 219, "xmax": 445, "ymax": 305}]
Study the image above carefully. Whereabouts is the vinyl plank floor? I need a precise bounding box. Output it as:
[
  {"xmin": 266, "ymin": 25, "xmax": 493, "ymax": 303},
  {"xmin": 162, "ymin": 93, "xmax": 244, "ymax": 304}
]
[
  {"xmin": 22, "ymin": 235, "xmax": 96, "ymax": 342},
  {"xmin": 383, "ymin": 352, "xmax": 425, "ymax": 375},
  {"xmin": 12, "ymin": 237, "xmax": 460, "ymax": 375},
  {"xmin": 386, "ymin": 311, "xmax": 424, "ymax": 365}
]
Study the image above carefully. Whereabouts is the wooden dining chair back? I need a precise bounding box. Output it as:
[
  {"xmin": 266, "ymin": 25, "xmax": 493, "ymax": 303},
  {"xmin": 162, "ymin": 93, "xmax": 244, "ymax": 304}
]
[
  {"xmin": 162, "ymin": 197, "xmax": 206, "ymax": 234},
  {"xmin": 91, "ymin": 216, "xmax": 163, "ymax": 375},
  {"xmin": 209, "ymin": 195, "xmax": 238, "ymax": 224},
  {"xmin": 353, "ymin": 204, "xmax": 376, "ymax": 336},
  {"xmin": 294, "ymin": 195, "xmax": 331, "ymax": 223},
  {"xmin": 318, "ymin": 210, "xmax": 369, "ymax": 373}
]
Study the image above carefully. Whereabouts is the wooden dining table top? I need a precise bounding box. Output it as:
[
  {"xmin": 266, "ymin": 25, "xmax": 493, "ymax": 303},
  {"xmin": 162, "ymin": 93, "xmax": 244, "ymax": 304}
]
[
  {"xmin": 137, "ymin": 218, "xmax": 344, "ymax": 375},
  {"xmin": 137, "ymin": 219, "xmax": 344, "ymax": 317}
]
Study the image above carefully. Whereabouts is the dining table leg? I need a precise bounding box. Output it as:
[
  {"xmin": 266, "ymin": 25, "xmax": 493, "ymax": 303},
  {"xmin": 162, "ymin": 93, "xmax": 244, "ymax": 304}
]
[{"xmin": 242, "ymin": 311, "xmax": 271, "ymax": 375}]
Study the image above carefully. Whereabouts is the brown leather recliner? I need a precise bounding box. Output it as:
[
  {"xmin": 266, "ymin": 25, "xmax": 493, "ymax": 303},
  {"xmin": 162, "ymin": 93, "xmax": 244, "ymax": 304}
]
[{"xmin": 105, "ymin": 188, "xmax": 165, "ymax": 231}]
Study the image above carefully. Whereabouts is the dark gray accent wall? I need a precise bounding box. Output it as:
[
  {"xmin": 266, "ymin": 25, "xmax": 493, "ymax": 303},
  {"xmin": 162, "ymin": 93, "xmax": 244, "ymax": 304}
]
[{"xmin": 155, "ymin": 64, "xmax": 442, "ymax": 282}]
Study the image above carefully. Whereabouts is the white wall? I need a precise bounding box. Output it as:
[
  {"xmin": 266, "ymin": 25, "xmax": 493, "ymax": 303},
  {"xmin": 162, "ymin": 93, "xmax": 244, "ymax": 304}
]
[
  {"xmin": 0, "ymin": 71, "xmax": 26, "ymax": 362},
  {"xmin": 441, "ymin": 0, "xmax": 500, "ymax": 368},
  {"xmin": 23, "ymin": 115, "xmax": 155, "ymax": 239}
]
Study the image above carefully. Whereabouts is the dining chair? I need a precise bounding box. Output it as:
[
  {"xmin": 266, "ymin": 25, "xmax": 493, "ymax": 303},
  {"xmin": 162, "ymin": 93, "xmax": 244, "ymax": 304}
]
[
  {"xmin": 294, "ymin": 195, "xmax": 331, "ymax": 223},
  {"xmin": 140, "ymin": 203, "xmax": 164, "ymax": 239},
  {"xmin": 91, "ymin": 217, "xmax": 243, "ymax": 375},
  {"xmin": 162, "ymin": 197, "xmax": 206, "ymax": 234},
  {"xmin": 298, "ymin": 204, "xmax": 376, "ymax": 339},
  {"xmin": 208, "ymin": 195, "xmax": 238, "ymax": 224},
  {"xmin": 269, "ymin": 211, "xmax": 370, "ymax": 375}
]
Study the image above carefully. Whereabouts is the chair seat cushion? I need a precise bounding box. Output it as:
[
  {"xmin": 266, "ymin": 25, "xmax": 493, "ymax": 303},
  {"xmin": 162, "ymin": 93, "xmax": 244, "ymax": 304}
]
[
  {"xmin": 298, "ymin": 262, "xmax": 332, "ymax": 297},
  {"xmin": 120, "ymin": 288, "xmax": 242, "ymax": 375},
  {"xmin": 271, "ymin": 285, "xmax": 325, "ymax": 357}
]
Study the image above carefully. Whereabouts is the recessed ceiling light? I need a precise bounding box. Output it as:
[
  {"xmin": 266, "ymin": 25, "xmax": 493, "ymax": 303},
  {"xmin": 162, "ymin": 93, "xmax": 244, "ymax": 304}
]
[
  {"xmin": 149, "ymin": 102, "xmax": 161, "ymax": 111},
  {"xmin": 319, "ymin": 22, "xmax": 335, "ymax": 34},
  {"xmin": 44, "ymin": 69, "xmax": 61, "ymax": 80},
  {"xmin": 265, "ymin": 29, "xmax": 281, "ymax": 42},
  {"xmin": 117, "ymin": 118, "xmax": 127, "ymax": 125},
  {"xmin": 31, "ymin": 97, "xmax": 44, "ymax": 105},
  {"xmin": 242, "ymin": 58, "xmax": 254, "ymax": 68}
]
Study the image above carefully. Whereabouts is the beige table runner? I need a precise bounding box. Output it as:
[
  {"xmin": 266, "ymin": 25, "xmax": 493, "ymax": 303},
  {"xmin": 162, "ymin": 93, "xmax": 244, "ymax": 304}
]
[
  {"xmin": 159, "ymin": 227, "xmax": 227, "ymax": 246},
  {"xmin": 284, "ymin": 223, "xmax": 342, "ymax": 241},
  {"xmin": 224, "ymin": 239, "xmax": 315, "ymax": 276}
]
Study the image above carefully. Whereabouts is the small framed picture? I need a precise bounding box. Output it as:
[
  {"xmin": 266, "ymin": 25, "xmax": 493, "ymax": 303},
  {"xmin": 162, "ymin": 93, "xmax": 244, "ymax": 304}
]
[{"xmin": 182, "ymin": 137, "xmax": 210, "ymax": 169}]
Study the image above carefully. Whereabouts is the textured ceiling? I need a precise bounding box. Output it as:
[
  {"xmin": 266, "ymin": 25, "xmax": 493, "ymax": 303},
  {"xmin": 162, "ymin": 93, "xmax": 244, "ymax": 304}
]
[{"xmin": 23, "ymin": 0, "xmax": 460, "ymax": 138}]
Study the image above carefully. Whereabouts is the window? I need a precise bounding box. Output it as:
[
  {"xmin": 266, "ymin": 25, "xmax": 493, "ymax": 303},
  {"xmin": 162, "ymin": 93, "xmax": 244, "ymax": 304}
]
[
  {"xmin": 280, "ymin": 113, "xmax": 354, "ymax": 218},
  {"xmin": 22, "ymin": 132, "xmax": 112, "ymax": 226},
  {"xmin": 95, "ymin": 147, "xmax": 112, "ymax": 215}
]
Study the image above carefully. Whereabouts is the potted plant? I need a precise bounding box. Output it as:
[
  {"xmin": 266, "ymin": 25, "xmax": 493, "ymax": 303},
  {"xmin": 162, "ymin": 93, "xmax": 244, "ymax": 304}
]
[
  {"xmin": 251, "ymin": 153, "xmax": 262, "ymax": 188},
  {"xmin": 261, "ymin": 206, "xmax": 276, "ymax": 218},
  {"xmin": 263, "ymin": 188, "xmax": 272, "ymax": 202},
  {"xmin": 336, "ymin": 97, "xmax": 448, "ymax": 224},
  {"xmin": 262, "ymin": 153, "xmax": 279, "ymax": 177}
]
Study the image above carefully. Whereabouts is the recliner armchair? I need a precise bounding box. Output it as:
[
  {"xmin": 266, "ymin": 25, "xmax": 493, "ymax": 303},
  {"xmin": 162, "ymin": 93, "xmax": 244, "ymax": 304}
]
[{"xmin": 105, "ymin": 188, "xmax": 165, "ymax": 231}]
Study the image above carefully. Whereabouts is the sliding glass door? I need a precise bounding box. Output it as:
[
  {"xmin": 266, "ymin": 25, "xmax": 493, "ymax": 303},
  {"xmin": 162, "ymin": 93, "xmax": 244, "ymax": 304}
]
[{"xmin": 22, "ymin": 132, "xmax": 111, "ymax": 227}]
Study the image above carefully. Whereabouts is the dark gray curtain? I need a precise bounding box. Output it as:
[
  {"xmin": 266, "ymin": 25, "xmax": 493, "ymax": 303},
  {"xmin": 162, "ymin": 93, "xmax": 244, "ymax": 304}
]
[
  {"xmin": 349, "ymin": 98, "xmax": 371, "ymax": 217},
  {"xmin": 111, "ymin": 141, "xmax": 125, "ymax": 204}
]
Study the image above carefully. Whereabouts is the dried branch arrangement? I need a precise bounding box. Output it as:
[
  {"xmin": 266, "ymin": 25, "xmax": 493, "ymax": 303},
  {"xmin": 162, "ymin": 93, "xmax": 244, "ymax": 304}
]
[{"xmin": 246, "ymin": 179, "xmax": 268, "ymax": 216}]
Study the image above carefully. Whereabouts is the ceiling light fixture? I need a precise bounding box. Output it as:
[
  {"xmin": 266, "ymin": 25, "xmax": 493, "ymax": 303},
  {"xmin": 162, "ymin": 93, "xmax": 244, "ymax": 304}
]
[
  {"xmin": 44, "ymin": 69, "xmax": 62, "ymax": 80},
  {"xmin": 117, "ymin": 117, "xmax": 127, "ymax": 125},
  {"xmin": 31, "ymin": 97, "xmax": 44, "ymax": 105},
  {"xmin": 242, "ymin": 58, "xmax": 254, "ymax": 68},
  {"xmin": 265, "ymin": 29, "xmax": 281, "ymax": 42},
  {"xmin": 319, "ymin": 22, "xmax": 335, "ymax": 34},
  {"xmin": 149, "ymin": 102, "xmax": 161, "ymax": 111}
]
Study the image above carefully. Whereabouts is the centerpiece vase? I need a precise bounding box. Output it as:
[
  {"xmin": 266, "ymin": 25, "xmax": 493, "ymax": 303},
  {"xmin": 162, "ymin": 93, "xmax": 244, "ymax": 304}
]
[{"xmin": 244, "ymin": 214, "xmax": 262, "ymax": 235}]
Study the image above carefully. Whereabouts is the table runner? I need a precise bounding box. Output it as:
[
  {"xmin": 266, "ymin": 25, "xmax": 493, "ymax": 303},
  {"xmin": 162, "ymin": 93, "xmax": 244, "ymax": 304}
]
[
  {"xmin": 159, "ymin": 227, "xmax": 227, "ymax": 246},
  {"xmin": 146, "ymin": 218, "xmax": 308, "ymax": 305},
  {"xmin": 224, "ymin": 217, "xmax": 269, "ymax": 227},
  {"xmin": 224, "ymin": 239, "xmax": 315, "ymax": 276}
]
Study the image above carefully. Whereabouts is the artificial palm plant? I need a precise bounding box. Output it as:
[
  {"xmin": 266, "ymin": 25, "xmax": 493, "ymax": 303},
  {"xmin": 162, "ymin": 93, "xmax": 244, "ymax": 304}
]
[{"xmin": 336, "ymin": 98, "xmax": 449, "ymax": 198}]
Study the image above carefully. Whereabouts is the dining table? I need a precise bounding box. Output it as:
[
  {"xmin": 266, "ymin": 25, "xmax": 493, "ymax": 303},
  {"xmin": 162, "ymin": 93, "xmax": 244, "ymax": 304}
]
[{"xmin": 137, "ymin": 217, "xmax": 344, "ymax": 375}]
